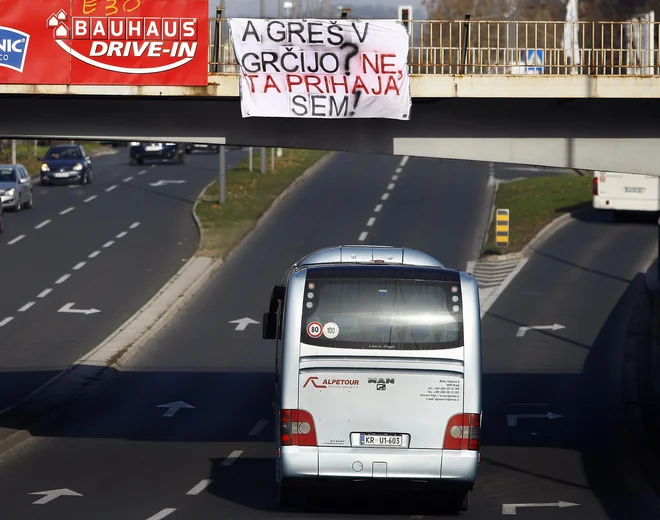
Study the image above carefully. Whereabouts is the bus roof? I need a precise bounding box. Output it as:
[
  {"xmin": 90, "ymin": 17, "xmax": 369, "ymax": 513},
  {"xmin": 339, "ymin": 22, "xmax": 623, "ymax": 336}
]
[{"xmin": 293, "ymin": 245, "xmax": 445, "ymax": 269}]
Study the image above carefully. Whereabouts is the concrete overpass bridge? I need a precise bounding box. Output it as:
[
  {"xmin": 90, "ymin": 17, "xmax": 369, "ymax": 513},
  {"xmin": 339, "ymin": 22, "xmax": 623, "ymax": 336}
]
[{"xmin": 3, "ymin": 18, "xmax": 660, "ymax": 175}]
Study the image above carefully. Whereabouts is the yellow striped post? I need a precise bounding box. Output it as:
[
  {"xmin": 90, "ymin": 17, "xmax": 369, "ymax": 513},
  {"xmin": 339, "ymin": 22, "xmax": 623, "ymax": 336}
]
[{"xmin": 495, "ymin": 209, "xmax": 510, "ymax": 247}]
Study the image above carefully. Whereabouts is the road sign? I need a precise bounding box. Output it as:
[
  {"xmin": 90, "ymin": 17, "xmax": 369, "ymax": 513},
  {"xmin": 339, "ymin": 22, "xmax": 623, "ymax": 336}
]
[
  {"xmin": 525, "ymin": 49, "xmax": 544, "ymax": 73},
  {"xmin": 495, "ymin": 209, "xmax": 509, "ymax": 247}
]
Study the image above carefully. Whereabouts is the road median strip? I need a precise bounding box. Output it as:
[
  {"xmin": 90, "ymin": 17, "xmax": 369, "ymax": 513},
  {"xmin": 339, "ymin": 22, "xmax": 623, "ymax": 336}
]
[
  {"xmin": 483, "ymin": 175, "xmax": 592, "ymax": 256},
  {"xmin": 194, "ymin": 148, "xmax": 328, "ymax": 259}
]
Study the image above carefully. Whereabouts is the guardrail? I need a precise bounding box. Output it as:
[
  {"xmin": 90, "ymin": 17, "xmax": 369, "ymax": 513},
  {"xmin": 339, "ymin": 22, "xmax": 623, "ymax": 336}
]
[{"xmin": 207, "ymin": 18, "xmax": 659, "ymax": 76}]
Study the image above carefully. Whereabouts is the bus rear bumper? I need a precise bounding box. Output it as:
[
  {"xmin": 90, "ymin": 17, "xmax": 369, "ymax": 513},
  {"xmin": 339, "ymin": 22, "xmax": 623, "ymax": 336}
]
[{"xmin": 280, "ymin": 446, "xmax": 478, "ymax": 486}]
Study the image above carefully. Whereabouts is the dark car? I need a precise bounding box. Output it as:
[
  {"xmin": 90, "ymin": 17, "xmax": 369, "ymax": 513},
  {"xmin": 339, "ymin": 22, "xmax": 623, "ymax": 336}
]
[
  {"xmin": 0, "ymin": 202, "xmax": 4, "ymax": 233},
  {"xmin": 40, "ymin": 144, "xmax": 93, "ymax": 185},
  {"xmin": 185, "ymin": 143, "xmax": 220, "ymax": 154},
  {"xmin": 130, "ymin": 142, "xmax": 185, "ymax": 165}
]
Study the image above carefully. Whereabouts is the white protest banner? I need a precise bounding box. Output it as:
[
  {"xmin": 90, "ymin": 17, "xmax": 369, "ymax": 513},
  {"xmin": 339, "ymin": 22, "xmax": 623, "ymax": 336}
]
[{"xmin": 228, "ymin": 18, "xmax": 412, "ymax": 120}]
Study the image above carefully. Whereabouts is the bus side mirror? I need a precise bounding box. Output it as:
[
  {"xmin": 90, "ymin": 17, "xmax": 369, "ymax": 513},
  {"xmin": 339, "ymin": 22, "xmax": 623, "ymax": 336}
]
[{"xmin": 263, "ymin": 311, "xmax": 278, "ymax": 340}]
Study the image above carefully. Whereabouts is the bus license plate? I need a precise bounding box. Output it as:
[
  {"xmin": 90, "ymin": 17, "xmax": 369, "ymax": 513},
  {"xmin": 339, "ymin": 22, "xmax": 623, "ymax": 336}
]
[
  {"xmin": 625, "ymin": 187, "xmax": 645, "ymax": 193},
  {"xmin": 359, "ymin": 434, "xmax": 403, "ymax": 447}
]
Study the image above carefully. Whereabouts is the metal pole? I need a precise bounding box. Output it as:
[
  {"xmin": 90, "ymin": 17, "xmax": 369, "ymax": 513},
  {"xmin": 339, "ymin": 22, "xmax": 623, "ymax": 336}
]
[
  {"xmin": 10, "ymin": 140, "xmax": 16, "ymax": 164},
  {"xmin": 260, "ymin": 146, "xmax": 267, "ymax": 174},
  {"xmin": 260, "ymin": 0, "xmax": 265, "ymax": 17},
  {"xmin": 271, "ymin": 147, "xmax": 275, "ymax": 172},
  {"xmin": 219, "ymin": 144, "xmax": 226, "ymax": 204},
  {"xmin": 34, "ymin": 140, "xmax": 37, "ymax": 156},
  {"xmin": 461, "ymin": 14, "xmax": 471, "ymax": 74},
  {"xmin": 249, "ymin": 146, "xmax": 253, "ymax": 172}
]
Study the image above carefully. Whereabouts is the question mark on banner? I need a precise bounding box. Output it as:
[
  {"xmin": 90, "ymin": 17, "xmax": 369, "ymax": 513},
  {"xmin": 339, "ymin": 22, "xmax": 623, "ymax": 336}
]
[
  {"xmin": 340, "ymin": 42, "xmax": 359, "ymax": 75},
  {"xmin": 349, "ymin": 90, "xmax": 362, "ymax": 117}
]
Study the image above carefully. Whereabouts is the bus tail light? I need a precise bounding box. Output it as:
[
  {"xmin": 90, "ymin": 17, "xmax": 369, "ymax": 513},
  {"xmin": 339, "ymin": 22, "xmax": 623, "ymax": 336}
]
[
  {"xmin": 280, "ymin": 409, "xmax": 317, "ymax": 446},
  {"xmin": 443, "ymin": 413, "xmax": 480, "ymax": 451},
  {"xmin": 593, "ymin": 177, "xmax": 599, "ymax": 195}
]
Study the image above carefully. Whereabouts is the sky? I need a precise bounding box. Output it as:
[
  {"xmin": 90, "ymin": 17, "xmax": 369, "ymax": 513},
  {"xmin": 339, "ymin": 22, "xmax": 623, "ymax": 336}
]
[{"xmin": 214, "ymin": 0, "xmax": 427, "ymax": 18}]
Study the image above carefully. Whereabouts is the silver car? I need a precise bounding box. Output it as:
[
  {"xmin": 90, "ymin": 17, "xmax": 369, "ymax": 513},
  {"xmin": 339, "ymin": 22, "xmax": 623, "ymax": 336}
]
[{"xmin": 0, "ymin": 164, "xmax": 33, "ymax": 211}]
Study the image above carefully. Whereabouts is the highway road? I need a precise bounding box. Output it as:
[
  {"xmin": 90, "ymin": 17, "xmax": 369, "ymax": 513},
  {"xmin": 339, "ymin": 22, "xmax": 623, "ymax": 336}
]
[
  {"xmin": 0, "ymin": 146, "xmax": 246, "ymax": 415},
  {"xmin": 0, "ymin": 154, "xmax": 656, "ymax": 519}
]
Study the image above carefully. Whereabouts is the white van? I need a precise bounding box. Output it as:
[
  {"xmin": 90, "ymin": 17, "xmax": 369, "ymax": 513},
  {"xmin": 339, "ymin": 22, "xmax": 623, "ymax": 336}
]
[
  {"xmin": 593, "ymin": 170, "xmax": 660, "ymax": 214},
  {"xmin": 262, "ymin": 245, "xmax": 482, "ymax": 513}
]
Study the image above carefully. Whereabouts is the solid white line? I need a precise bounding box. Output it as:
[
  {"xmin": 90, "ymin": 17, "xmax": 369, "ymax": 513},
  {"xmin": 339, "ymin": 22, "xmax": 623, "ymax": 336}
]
[
  {"xmin": 186, "ymin": 479, "xmax": 213, "ymax": 495},
  {"xmin": 116, "ymin": 231, "xmax": 128, "ymax": 238},
  {"xmin": 7, "ymin": 235, "xmax": 25, "ymax": 245},
  {"xmin": 145, "ymin": 509, "xmax": 176, "ymax": 520},
  {"xmin": 123, "ymin": 176, "xmax": 133, "ymax": 182},
  {"xmin": 103, "ymin": 241, "xmax": 114, "ymax": 248},
  {"xmin": 83, "ymin": 195, "xmax": 98, "ymax": 203},
  {"xmin": 374, "ymin": 204, "xmax": 383, "ymax": 213},
  {"xmin": 59, "ymin": 207, "xmax": 75, "ymax": 215},
  {"xmin": 400, "ymin": 155, "xmax": 409, "ymax": 167},
  {"xmin": 73, "ymin": 261, "xmax": 86, "ymax": 270},
  {"xmin": 221, "ymin": 450, "xmax": 243, "ymax": 466},
  {"xmin": 358, "ymin": 231, "xmax": 369, "ymax": 242},
  {"xmin": 392, "ymin": 174, "xmax": 399, "ymax": 181},
  {"xmin": 138, "ymin": 169, "xmax": 147, "ymax": 175},
  {"xmin": 129, "ymin": 222, "xmax": 140, "ymax": 229},
  {"xmin": 106, "ymin": 185, "xmax": 117, "ymax": 192},
  {"xmin": 34, "ymin": 220, "xmax": 51, "ymax": 229},
  {"xmin": 89, "ymin": 250, "xmax": 101, "ymax": 258},
  {"xmin": 0, "ymin": 317, "xmax": 13, "ymax": 327},
  {"xmin": 381, "ymin": 193, "xmax": 390, "ymax": 201},
  {"xmin": 395, "ymin": 167, "xmax": 403, "ymax": 174},
  {"xmin": 249, "ymin": 419, "xmax": 269, "ymax": 436},
  {"xmin": 55, "ymin": 274, "xmax": 71, "ymax": 284},
  {"xmin": 18, "ymin": 302, "xmax": 35, "ymax": 312},
  {"xmin": 387, "ymin": 183, "xmax": 395, "ymax": 190},
  {"xmin": 366, "ymin": 217, "xmax": 376, "ymax": 227},
  {"xmin": 37, "ymin": 288, "xmax": 52, "ymax": 298}
]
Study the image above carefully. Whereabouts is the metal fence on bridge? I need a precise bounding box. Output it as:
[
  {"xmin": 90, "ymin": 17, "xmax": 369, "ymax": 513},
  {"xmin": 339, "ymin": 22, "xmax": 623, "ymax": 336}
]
[{"xmin": 208, "ymin": 18, "xmax": 659, "ymax": 76}]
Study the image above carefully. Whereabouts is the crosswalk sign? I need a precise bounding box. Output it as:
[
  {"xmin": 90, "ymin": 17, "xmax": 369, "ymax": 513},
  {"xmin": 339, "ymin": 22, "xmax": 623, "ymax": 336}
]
[{"xmin": 525, "ymin": 49, "xmax": 544, "ymax": 73}]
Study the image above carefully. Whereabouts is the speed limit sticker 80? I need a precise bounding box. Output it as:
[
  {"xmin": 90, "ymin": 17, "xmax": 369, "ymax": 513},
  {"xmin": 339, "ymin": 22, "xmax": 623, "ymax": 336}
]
[{"xmin": 307, "ymin": 322, "xmax": 323, "ymax": 338}]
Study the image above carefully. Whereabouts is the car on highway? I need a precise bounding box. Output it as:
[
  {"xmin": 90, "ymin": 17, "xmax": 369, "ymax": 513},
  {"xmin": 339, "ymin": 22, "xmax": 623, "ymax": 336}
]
[
  {"xmin": 40, "ymin": 144, "xmax": 93, "ymax": 185},
  {"xmin": 185, "ymin": 143, "xmax": 220, "ymax": 154},
  {"xmin": 0, "ymin": 164, "xmax": 33, "ymax": 211},
  {"xmin": 130, "ymin": 142, "xmax": 185, "ymax": 165},
  {"xmin": 263, "ymin": 245, "xmax": 482, "ymax": 513}
]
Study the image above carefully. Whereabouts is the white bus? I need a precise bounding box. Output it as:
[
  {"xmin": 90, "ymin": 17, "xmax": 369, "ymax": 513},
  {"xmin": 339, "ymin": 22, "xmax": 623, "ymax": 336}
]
[
  {"xmin": 262, "ymin": 245, "xmax": 482, "ymax": 513},
  {"xmin": 593, "ymin": 170, "xmax": 660, "ymax": 215}
]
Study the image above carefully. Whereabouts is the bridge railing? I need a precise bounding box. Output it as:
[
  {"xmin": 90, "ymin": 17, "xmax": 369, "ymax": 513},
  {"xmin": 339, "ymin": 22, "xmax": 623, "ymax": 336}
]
[{"xmin": 207, "ymin": 18, "xmax": 659, "ymax": 76}]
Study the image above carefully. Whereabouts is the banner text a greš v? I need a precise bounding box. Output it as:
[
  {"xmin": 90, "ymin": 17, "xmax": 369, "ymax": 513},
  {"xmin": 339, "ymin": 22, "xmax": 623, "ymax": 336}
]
[{"xmin": 229, "ymin": 19, "xmax": 412, "ymax": 120}]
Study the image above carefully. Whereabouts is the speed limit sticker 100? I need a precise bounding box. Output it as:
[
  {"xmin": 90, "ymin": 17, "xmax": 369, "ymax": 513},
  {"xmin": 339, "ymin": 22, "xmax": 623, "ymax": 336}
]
[
  {"xmin": 307, "ymin": 322, "xmax": 323, "ymax": 338},
  {"xmin": 323, "ymin": 322, "xmax": 339, "ymax": 339}
]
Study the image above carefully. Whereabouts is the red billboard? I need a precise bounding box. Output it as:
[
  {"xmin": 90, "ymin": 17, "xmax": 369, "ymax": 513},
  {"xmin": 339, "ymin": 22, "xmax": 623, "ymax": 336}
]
[{"xmin": 0, "ymin": 0, "xmax": 208, "ymax": 86}]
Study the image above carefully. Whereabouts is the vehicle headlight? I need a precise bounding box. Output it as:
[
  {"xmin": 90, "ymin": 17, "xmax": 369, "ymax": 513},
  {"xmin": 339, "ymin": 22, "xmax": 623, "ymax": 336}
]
[
  {"xmin": 130, "ymin": 141, "xmax": 140, "ymax": 146},
  {"xmin": 73, "ymin": 163, "xmax": 83, "ymax": 171},
  {"xmin": 165, "ymin": 142, "xmax": 176, "ymax": 146},
  {"xmin": 5, "ymin": 188, "xmax": 15, "ymax": 197},
  {"xmin": 41, "ymin": 163, "xmax": 50, "ymax": 172}
]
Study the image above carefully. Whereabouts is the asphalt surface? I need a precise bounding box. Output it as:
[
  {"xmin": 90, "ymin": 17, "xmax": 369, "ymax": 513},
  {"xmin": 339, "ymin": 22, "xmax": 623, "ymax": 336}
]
[
  {"xmin": 0, "ymin": 156, "xmax": 656, "ymax": 519},
  {"xmin": 0, "ymin": 146, "xmax": 246, "ymax": 413}
]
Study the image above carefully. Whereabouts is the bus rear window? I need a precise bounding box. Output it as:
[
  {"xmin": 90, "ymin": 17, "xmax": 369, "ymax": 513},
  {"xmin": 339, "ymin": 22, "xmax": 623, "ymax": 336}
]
[{"xmin": 301, "ymin": 273, "xmax": 463, "ymax": 351}]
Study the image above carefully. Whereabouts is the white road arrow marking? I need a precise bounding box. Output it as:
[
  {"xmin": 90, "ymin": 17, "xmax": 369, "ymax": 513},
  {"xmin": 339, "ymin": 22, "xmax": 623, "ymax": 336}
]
[
  {"xmin": 229, "ymin": 317, "xmax": 260, "ymax": 331},
  {"xmin": 58, "ymin": 303, "xmax": 101, "ymax": 315},
  {"xmin": 30, "ymin": 488, "xmax": 83, "ymax": 505},
  {"xmin": 516, "ymin": 323, "xmax": 565, "ymax": 337},
  {"xmin": 157, "ymin": 401, "xmax": 195, "ymax": 417},
  {"xmin": 506, "ymin": 412, "xmax": 563, "ymax": 427},
  {"xmin": 502, "ymin": 501, "xmax": 579, "ymax": 515},
  {"xmin": 149, "ymin": 180, "xmax": 186, "ymax": 187}
]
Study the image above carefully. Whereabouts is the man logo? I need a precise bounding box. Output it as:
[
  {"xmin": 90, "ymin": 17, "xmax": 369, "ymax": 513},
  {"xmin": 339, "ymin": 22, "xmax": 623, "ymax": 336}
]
[
  {"xmin": 303, "ymin": 376, "xmax": 327, "ymax": 388},
  {"xmin": 369, "ymin": 377, "xmax": 394, "ymax": 390}
]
